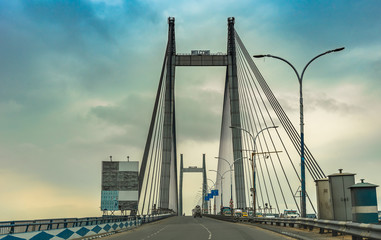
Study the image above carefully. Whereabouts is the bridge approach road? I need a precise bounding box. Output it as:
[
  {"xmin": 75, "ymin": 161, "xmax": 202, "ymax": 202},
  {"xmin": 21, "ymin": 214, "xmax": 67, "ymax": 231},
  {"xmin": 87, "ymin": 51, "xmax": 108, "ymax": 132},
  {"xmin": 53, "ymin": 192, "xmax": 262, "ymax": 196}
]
[{"xmin": 103, "ymin": 216, "xmax": 293, "ymax": 240}]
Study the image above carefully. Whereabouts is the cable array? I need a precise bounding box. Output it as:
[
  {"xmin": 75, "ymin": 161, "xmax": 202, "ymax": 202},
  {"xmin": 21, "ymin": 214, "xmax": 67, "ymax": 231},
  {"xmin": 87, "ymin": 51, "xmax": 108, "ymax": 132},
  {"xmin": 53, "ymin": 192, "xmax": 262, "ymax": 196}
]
[
  {"xmin": 232, "ymin": 30, "xmax": 324, "ymax": 214},
  {"xmin": 138, "ymin": 44, "xmax": 169, "ymax": 215}
]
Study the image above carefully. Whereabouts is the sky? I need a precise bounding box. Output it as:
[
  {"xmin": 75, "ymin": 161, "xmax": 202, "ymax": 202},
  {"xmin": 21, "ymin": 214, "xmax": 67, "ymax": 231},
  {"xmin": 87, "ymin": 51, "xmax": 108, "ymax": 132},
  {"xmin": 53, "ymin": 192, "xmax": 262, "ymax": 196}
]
[{"xmin": 0, "ymin": 0, "xmax": 381, "ymax": 220}]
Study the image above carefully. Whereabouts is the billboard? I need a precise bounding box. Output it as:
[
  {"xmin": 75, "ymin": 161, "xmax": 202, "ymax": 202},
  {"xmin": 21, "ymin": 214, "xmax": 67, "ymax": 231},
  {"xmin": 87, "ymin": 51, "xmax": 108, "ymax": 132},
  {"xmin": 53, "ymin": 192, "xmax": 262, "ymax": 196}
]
[{"xmin": 101, "ymin": 161, "xmax": 139, "ymax": 211}]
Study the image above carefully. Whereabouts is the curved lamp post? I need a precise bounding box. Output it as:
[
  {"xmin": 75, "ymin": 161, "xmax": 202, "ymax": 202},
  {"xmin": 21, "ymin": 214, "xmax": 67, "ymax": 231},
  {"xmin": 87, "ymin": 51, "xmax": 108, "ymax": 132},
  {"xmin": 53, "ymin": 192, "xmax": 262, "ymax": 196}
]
[
  {"xmin": 208, "ymin": 178, "xmax": 217, "ymax": 214},
  {"xmin": 214, "ymin": 156, "xmax": 245, "ymax": 209},
  {"xmin": 253, "ymin": 47, "xmax": 345, "ymax": 217},
  {"xmin": 209, "ymin": 169, "xmax": 232, "ymax": 209},
  {"xmin": 208, "ymin": 178, "xmax": 216, "ymax": 188},
  {"xmin": 230, "ymin": 125, "xmax": 278, "ymax": 217}
]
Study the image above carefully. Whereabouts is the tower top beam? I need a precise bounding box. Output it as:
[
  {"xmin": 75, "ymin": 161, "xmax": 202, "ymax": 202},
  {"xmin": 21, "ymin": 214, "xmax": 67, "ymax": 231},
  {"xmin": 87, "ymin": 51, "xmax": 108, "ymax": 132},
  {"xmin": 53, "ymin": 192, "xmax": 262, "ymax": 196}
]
[{"xmin": 168, "ymin": 17, "xmax": 175, "ymax": 23}]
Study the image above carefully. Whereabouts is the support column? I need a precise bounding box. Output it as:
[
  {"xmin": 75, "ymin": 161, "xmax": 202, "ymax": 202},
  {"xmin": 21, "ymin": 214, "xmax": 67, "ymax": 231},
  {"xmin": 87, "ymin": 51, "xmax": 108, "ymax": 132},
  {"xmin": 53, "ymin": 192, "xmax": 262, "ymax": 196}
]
[
  {"xmin": 179, "ymin": 154, "xmax": 183, "ymax": 216},
  {"xmin": 202, "ymin": 154, "xmax": 208, "ymax": 212},
  {"xmin": 160, "ymin": 17, "xmax": 177, "ymax": 211},
  {"xmin": 227, "ymin": 17, "xmax": 246, "ymax": 209}
]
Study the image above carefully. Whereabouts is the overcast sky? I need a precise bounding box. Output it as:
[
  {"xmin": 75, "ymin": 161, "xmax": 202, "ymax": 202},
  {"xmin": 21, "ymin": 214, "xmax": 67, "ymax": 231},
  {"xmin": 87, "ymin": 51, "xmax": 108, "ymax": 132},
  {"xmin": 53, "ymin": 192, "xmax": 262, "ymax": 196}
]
[{"xmin": 1, "ymin": 0, "xmax": 380, "ymax": 220}]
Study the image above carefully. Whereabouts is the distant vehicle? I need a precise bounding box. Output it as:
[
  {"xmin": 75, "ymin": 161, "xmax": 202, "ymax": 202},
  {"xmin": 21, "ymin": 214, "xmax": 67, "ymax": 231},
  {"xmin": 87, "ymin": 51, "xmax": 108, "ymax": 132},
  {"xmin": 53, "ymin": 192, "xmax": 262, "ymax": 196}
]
[
  {"xmin": 193, "ymin": 205, "xmax": 202, "ymax": 218},
  {"xmin": 234, "ymin": 209, "xmax": 243, "ymax": 217},
  {"xmin": 283, "ymin": 209, "xmax": 300, "ymax": 218},
  {"xmin": 242, "ymin": 211, "xmax": 248, "ymax": 218},
  {"xmin": 220, "ymin": 207, "xmax": 231, "ymax": 215}
]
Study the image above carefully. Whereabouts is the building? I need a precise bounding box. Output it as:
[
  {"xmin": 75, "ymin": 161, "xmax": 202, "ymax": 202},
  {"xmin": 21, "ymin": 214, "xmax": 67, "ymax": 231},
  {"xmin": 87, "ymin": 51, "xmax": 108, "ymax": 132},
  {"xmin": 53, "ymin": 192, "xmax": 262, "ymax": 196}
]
[{"xmin": 101, "ymin": 158, "xmax": 139, "ymax": 215}]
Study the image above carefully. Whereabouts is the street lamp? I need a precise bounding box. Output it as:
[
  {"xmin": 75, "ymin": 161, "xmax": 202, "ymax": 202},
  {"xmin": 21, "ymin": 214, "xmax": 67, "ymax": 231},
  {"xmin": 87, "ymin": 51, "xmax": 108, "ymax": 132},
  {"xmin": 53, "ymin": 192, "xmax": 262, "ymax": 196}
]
[
  {"xmin": 214, "ymin": 156, "xmax": 244, "ymax": 209},
  {"xmin": 207, "ymin": 178, "xmax": 216, "ymax": 188},
  {"xmin": 209, "ymin": 169, "xmax": 232, "ymax": 209},
  {"xmin": 253, "ymin": 47, "xmax": 344, "ymax": 217},
  {"xmin": 208, "ymin": 178, "xmax": 217, "ymax": 214},
  {"xmin": 230, "ymin": 125, "xmax": 278, "ymax": 217}
]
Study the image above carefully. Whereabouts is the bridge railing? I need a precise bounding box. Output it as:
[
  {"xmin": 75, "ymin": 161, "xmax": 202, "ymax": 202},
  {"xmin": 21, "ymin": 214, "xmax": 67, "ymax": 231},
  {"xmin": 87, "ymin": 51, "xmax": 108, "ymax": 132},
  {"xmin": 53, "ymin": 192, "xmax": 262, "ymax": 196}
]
[
  {"xmin": 252, "ymin": 217, "xmax": 381, "ymax": 239},
  {"xmin": 205, "ymin": 214, "xmax": 381, "ymax": 239},
  {"xmin": 0, "ymin": 214, "xmax": 171, "ymax": 235}
]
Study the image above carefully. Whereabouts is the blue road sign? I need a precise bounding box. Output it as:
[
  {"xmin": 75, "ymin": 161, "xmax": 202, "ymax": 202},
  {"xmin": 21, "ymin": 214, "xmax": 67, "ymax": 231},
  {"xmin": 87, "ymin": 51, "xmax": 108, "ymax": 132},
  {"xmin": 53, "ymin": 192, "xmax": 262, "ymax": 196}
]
[{"xmin": 211, "ymin": 189, "xmax": 219, "ymax": 196}]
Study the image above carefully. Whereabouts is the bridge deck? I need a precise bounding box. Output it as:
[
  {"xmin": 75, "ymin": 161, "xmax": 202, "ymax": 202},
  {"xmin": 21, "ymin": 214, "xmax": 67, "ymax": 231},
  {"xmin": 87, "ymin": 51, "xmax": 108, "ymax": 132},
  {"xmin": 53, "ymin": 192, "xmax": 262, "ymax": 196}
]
[
  {"xmin": 175, "ymin": 55, "xmax": 228, "ymax": 66},
  {"xmin": 102, "ymin": 216, "xmax": 288, "ymax": 240}
]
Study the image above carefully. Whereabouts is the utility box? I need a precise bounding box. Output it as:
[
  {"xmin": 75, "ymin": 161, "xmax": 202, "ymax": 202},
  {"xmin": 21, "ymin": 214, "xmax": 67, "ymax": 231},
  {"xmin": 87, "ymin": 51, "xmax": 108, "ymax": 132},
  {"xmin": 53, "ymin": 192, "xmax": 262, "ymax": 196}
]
[
  {"xmin": 349, "ymin": 179, "xmax": 379, "ymax": 223},
  {"xmin": 328, "ymin": 169, "xmax": 355, "ymax": 221},
  {"xmin": 101, "ymin": 160, "xmax": 139, "ymax": 214},
  {"xmin": 315, "ymin": 178, "xmax": 334, "ymax": 220}
]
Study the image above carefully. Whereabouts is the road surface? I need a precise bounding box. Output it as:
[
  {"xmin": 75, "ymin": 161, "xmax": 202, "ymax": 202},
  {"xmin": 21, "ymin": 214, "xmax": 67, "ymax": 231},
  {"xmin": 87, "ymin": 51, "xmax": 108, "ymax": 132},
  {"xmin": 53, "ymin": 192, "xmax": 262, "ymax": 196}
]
[{"xmin": 103, "ymin": 216, "xmax": 293, "ymax": 240}]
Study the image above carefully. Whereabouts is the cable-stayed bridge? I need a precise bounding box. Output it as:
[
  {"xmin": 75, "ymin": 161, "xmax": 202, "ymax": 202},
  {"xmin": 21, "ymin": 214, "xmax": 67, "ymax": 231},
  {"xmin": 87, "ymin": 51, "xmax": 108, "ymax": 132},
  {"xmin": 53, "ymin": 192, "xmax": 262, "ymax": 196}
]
[
  {"xmin": 137, "ymin": 17, "xmax": 326, "ymax": 217},
  {"xmin": 2, "ymin": 17, "xmax": 380, "ymax": 240}
]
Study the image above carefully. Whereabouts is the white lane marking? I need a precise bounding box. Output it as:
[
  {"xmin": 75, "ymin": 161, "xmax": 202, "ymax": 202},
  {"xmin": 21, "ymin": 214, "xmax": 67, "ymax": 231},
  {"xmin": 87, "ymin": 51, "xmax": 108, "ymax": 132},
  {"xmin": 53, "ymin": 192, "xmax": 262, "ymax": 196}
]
[
  {"xmin": 141, "ymin": 225, "xmax": 167, "ymax": 240},
  {"xmin": 199, "ymin": 223, "xmax": 212, "ymax": 240}
]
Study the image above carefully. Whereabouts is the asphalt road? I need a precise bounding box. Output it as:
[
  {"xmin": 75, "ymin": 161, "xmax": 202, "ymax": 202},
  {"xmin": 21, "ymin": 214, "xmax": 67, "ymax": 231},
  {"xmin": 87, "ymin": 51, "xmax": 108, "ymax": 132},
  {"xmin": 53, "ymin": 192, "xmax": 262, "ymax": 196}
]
[{"xmin": 103, "ymin": 216, "xmax": 293, "ymax": 240}]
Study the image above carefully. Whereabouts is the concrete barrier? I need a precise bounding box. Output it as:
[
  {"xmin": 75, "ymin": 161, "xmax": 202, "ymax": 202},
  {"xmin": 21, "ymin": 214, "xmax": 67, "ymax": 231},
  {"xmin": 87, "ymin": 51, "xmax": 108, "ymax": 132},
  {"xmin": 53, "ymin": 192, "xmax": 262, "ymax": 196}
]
[{"xmin": 0, "ymin": 214, "xmax": 172, "ymax": 240}]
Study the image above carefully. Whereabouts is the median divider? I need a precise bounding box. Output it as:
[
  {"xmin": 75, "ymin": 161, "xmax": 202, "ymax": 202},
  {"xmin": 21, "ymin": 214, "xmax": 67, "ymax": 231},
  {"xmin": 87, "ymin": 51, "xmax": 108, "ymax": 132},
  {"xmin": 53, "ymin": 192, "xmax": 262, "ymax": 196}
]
[{"xmin": 204, "ymin": 214, "xmax": 237, "ymax": 222}]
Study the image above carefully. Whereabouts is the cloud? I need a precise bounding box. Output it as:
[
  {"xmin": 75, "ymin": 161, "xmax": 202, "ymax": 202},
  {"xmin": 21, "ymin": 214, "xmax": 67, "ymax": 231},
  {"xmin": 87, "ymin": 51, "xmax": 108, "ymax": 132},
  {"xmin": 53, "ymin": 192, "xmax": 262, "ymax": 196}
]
[
  {"xmin": 89, "ymin": 82, "xmax": 225, "ymax": 144},
  {"xmin": 90, "ymin": 94, "xmax": 153, "ymax": 126},
  {"xmin": 0, "ymin": 0, "xmax": 380, "ymax": 218},
  {"xmin": 306, "ymin": 92, "xmax": 362, "ymax": 115},
  {"xmin": 276, "ymin": 92, "xmax": 361, "ymax": 116},
  {"xmin": 0, "ymin": 170, "xmax": 99, "ymax": 220},
  {"xmin": 23, "ymin": 0, "xmax": 112, "ymax": 41}
]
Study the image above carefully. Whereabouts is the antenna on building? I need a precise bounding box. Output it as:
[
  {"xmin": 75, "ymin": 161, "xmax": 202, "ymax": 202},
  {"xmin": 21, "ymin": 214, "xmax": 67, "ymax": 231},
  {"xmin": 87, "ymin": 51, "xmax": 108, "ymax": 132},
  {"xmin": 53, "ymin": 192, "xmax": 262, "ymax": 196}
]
[{"xmin": 110, "ymin": 156, "xmax": 112, "ymax": 162}]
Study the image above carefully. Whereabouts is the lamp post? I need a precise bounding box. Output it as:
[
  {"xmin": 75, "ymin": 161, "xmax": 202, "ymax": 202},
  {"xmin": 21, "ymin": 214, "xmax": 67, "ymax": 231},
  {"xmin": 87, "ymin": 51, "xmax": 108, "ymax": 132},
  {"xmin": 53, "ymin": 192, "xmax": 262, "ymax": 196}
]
[
  {"xmin": 209, "ymin": 169, "xmax": 232, "ymax": 210},
  {"xmin": 208, "ymin": 179, "xmax": 217, "ymax": 214},
  {"xmin": 194, "ymin": 192, "xmax": 202, "ymax": 206},
  {"xmin": 207, "ymin": 178, "xmax": 216, "ymax": 188},
  {"xmin": 230, "ymin": 125, "xmax": 278, "ymax": 217},
  {"xmin": 253, "ymin": 47, "xmax": 344, "ymax": 217},
  {"xmin": 214, "ymin": 156, "xmax": 244, "ymax": 210}
]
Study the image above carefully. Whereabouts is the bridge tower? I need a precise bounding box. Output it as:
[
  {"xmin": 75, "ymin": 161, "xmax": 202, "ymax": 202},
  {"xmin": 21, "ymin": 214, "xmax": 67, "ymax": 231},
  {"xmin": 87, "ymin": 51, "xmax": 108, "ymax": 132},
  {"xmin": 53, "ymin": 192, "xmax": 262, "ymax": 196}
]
[
  {"xmin": 139, "ymin": 16, "xmax": 328, "ymax": 216},
  {"xmin": 159, "ymin": 17, "xmax": 178, "ymax": 211},
  {"xmin": 179, "ymin": 154, "xmax": 208, "ymax": 216},
  {"xmin": 227, "ymin": 17, "xmax": 246, "ymax": 209},
  {"xmin": 139, "ymin": 17, "xmax": 247, "ymax": 214}
]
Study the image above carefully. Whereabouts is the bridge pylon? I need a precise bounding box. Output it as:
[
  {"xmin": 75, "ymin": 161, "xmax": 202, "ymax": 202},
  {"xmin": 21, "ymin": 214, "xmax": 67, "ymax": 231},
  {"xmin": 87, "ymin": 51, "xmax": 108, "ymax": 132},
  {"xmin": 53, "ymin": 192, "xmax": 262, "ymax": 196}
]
[
  {"xmin": 139, "ymin": 17, "xmax": 248, "ymax": 215},
  {"xmin": 179, "ymin": 154, "xmax": 208, "ymax": 216}
]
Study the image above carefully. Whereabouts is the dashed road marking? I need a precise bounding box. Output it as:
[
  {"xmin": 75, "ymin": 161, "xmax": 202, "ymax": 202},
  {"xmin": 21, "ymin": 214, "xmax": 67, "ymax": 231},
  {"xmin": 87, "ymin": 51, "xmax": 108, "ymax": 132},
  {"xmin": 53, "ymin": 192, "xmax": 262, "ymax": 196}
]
[{"xmin": 141, "ymin": 225, "xmax": 167, "ymax": 240}]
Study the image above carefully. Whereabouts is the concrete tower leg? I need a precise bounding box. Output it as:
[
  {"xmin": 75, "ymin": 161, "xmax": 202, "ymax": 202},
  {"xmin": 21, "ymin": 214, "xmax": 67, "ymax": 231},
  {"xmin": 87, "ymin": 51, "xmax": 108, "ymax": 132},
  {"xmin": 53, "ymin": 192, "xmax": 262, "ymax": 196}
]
[
  {"xmin": 202, "ymin": 154, "xmax": 208, "ymax": 212},
  {"xmin": 179, "ymin": 154, "xmax": 183, "ymax": 216},
  {"xmin": 227, "ymin": 17, "xmax": 246, "ymax": 209},
  {"xmin": 159, "ymin": 17, "xmax": 178, "ymax": 212}
]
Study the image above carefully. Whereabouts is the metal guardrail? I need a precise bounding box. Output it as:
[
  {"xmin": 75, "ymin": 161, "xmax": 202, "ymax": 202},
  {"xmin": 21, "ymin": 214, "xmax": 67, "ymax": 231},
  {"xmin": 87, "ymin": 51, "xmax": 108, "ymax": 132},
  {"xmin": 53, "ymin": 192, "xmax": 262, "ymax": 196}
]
[
  {"xmin": 252, "ymin": 217, "xmax": 381, "ymax": 239},
  {"xmin": 0, "ymin": 214, "xmax": 172, "ymax": 235},
  {"xmin": 203, "ymin": 214, "xmax": 236, "ymax": 222},
  {"xmin": 205, "ymin": 214, "xmax": 381, "ymax": 239}
]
